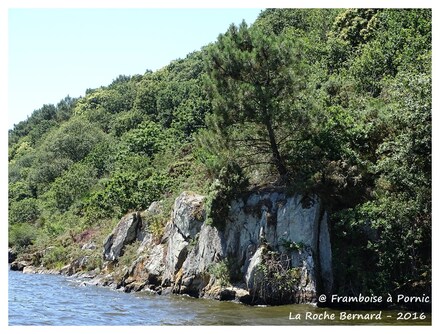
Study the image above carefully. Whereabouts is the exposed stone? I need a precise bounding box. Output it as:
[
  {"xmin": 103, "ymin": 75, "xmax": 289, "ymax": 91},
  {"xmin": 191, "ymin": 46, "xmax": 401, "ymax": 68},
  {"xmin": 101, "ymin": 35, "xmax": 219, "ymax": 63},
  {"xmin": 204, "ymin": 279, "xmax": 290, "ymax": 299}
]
[
  {"xmin": 10, "ymin": 260, "xmax": 30, "ymax": 271},
  {"xmin": 81, "ymin": 242, "xmax": 96, "ymax": 251},
  {"xmin": 8, "ymin": 248, "xmax": 17, "ymax": 263},
  {"xmin": 147, "ymin": 201, "xmax": 163, "ymax": 216},
  {"xmin": 163, "ymin": 224, "xmax": 188, "ymax": 282},
  {"xmin": 96, "ymin": 189, "xmax": 333, "ymax": 305},
  {"xmin": 182, "ymin": 224, "xmax": 223, "ymax": 276},
  {"xmin": 103, "ymin": 211, "xmax": 142, "ymax": 261},
  {"xmin": 144, "ymin": 244, "xmax": 166, "ymax": 277},
  {"xmin": 218, "ymin": 288, "xmax": 236, "ymax": 301},
  {"xmin": 318, "ymin": 212, "xmax": 333, "ymax": 295},
  {"xmin": 138, "ymin": 201, "xmax": 164, "ymax": 241},
  {"xmin": 60, "ymin": 256, "xmax": 90, "ymax": 276},
  {"xmin": 245, "ymin": 246, "xmax": 265, "ymax": 290},
  {"xmin": 234, "ymin": 287, "xmax": 252, "ymax": 304},
  {"xmin": 22, "ymin": 266, "xmax": 60, "ymax": 275},
  {"xmin": 172, "ymin": 191, "xmax": 205, "ymax": 239}
]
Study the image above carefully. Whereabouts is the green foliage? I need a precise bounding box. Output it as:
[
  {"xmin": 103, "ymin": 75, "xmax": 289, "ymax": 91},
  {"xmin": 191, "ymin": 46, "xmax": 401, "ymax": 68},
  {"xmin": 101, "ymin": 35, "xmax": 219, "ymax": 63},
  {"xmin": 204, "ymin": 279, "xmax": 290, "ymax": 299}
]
[
  {"xmin": 8, "ymin": 223, "xmax": 39, "ymax": 249},
  {"xmin": 110, "ymin": 109, "xmax": 146, "ymax": 137},
  {"xmin": 205, "ymin": 161, "xmax": 248, "ymax": 229},
  {"xmin": 84, "ymin": 252, "xmax": 104, "ymax": 272},
  {"xmin": 41, "ymin": 245, "xmax": 69, "ymax": 269},
  {"xmin": 7, "ymin": 9, "xmax": 431, "ymax": 299},
  {"xmin": 255, "ymin": 8, "xmax": 340, "ymax": 38},
  {"xmin": 84, "ymin": 137, "xmax": 118, "ymax": 177},
  {"xmin": 74, "ymin": 84, "xmax": 135, "ymax": 117},
  {"xmin": 279, "ymin": 238, "xmax": 304, "ymax": 252},
  {"xmin": 8, "ymin": 181, "xmax": 33, "ymax": 203},
  {"xmin": 9, "ymin": 100, "xmax": 74, "ymax": 147},
  {"xmin": 143, "ymin": 209, "xmax": 168, "ymax": 241},
  {"xmin": 205, "ymin": 20, "xmax": 309, "ymax": 179},
  {"xmin": 28, "ymin": 118, "xmax": 105, "ymax": 193},
  {"xmin": 8, "ymin": 149, "xmax": 36, "ymax": 185},
  {"xmin": 8, "ymin": 198, "xmax": 40, "ymax": 225},
  {"xmin": 194, "ymin": 114, "xmax": 231, "ymax": 178},
  {"xmin": 43, "ymin": 163, "xmax": 98, "ymax": 213},
  {"xmin": 120, "ymin": 120, "xmax": 167, "ymax": 157},
  {"xmin": 208, "ymin": 260, "xmax": 231, "ymax": 288},
  {"xmin": 42, "ymin": 215, "xmax": 69, "ymax": 237},
  {"xmin": 254, "ymin": 249, "xmax": 301, "ymax": 305},
  {"xmin": 84, "ymin": 165, "xmax": 172, "ymax": 219},
  {"xmin": 329, "ymin": 9, "xmax": 380, "ymax": 47},
  {"xmin": 377, "ymin": 71, "xmax": 431, "ymax": 195},
  {"xmin": 331, "ymin": 208, "xmax": 381, "ymax": 294},
  {"xmin": 118, "ymin": 240, "xmax": 141, "ymax": 268}
]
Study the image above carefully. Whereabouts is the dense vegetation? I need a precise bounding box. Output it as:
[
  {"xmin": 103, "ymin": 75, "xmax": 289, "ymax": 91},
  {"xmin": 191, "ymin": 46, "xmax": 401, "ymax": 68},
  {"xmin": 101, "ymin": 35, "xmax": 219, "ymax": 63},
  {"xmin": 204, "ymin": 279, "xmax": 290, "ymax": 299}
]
[{"xmin": 9, "ymin": 9, "xmax": 431, "ymax": 299}]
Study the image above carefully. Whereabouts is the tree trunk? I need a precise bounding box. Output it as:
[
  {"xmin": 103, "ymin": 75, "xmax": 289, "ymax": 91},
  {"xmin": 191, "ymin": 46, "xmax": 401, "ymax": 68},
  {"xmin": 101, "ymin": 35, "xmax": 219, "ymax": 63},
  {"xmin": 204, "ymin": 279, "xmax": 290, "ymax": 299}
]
[{"xmin": 265, "ymin": 119, "xmax": 288, "ymax": 178}]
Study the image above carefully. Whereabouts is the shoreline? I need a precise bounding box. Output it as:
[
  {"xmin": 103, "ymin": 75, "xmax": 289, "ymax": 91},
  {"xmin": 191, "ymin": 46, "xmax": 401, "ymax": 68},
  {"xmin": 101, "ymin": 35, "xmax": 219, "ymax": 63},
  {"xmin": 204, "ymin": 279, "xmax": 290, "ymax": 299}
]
[{"xmin": 8, "ymin": 262, "xmax": 432, "ymax": 313}]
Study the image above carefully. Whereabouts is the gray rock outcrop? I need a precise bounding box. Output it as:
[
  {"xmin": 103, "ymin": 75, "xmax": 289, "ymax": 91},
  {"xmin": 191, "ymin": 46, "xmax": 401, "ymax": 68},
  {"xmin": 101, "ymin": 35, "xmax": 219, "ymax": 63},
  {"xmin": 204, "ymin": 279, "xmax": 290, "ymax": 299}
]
[
  {"xmin": 103, "ymin": 211, "xmax": 142, "ymax": 261},
  {"xmin": 8, "ymin": 248, "xmax": 17, "ymax": 263},
  {"xmin": 100, "ymin": 189, "xmax": 333, "ymax": 305}
]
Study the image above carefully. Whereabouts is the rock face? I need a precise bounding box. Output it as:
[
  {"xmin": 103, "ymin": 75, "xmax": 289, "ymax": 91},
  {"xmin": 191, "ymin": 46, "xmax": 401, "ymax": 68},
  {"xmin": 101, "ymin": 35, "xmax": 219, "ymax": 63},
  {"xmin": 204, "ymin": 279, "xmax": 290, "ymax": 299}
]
[
  {"xmin": 10, "ymin": 260, "xmax": 29, "ymax": 271},
  {"xmin": 103, "ymin": 211, "xmax": 142, "ymax": 261},
  {"xmin": 8, "ymin": 248, "xmax": 17, "ymax": 263},
  {"xmin": 101, "ymin": 190, "xmax": 333, "ymax": 305}
]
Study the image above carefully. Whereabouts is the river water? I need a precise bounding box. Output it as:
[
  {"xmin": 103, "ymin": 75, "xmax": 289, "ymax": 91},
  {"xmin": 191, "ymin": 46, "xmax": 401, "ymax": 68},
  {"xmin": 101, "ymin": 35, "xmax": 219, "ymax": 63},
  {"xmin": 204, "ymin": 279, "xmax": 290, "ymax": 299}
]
[{"xmin": 8, "ymin": 269, "xmax": 431, "ymax": 326}]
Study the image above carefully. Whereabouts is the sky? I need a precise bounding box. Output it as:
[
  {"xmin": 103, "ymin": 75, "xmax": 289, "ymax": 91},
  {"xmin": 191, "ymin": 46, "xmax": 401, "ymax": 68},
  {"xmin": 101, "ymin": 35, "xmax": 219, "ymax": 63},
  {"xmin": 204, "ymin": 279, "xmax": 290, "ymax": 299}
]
[
  {"xmin": 7, "ymin": 8, "xmax": 263, "ymax": 129},
  {"xmin": 5, "ymin": 0, "xmax": 436, "ymax": 129}
]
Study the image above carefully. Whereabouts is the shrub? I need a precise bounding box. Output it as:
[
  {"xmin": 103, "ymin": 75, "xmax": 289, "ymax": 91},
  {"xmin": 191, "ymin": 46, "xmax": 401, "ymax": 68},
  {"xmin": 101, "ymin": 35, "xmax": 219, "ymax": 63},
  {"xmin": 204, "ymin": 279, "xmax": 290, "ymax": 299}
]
[
  {"xmin": 8, "ymin": 198, "xmax": 40, "ymax": 225},
  {"xmin": 208, "ymin": 260, "xmax": 231, "ymax": 288},
  {"xmin": 8, "ymin": 223, "xmax": 38, "ymax": 249},
  {"xmin": 118, "ymin": 240, "xmax": 141, "ymax": 268},
  {"xmin": 41, "ymin": 245, "xmax": 69, "ymax": 269},
  {"xmin": 254, "ymin": 250, "xmax": 301, "ymax": 304},
  {"xmin": 205, "ymin": 161, "xmax": 248, "ymax": 229}
]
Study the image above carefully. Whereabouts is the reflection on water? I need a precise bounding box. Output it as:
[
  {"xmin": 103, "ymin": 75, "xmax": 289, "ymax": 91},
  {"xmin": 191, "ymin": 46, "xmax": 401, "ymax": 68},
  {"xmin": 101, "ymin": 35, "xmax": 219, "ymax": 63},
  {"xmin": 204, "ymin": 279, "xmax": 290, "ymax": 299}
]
[{"xmin": 8, "ymin": 269, "xmax": 431, "ymax": 326}]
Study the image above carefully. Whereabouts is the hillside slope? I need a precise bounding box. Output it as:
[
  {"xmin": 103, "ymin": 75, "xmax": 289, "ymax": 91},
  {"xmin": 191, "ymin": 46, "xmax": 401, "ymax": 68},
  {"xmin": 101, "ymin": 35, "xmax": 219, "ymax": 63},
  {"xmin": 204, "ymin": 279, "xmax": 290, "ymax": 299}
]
[{"xmin": 8, "ymin": 8, "xmax": 431, "ymax": 303}]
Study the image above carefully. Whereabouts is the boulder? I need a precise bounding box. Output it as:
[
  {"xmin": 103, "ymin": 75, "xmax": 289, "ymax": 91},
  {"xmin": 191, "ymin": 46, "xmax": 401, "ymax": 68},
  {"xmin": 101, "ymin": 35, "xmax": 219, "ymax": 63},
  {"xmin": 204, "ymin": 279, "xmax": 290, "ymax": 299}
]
[
  {"xmin": 245, "ymin": 246, "xmax": 265, "ymax": 290},
  {"xmin": 172, "ymin": 192, "xmax": 205, "ymax": 239},
  {"xmin": 81, "ymin": 242, "xmax": 96, "ymax": 251},
  {"xmin": 147, "ymin": 201, "xmax": 163, "ymax": 216},
  {"xmin": 10, "ymin": 260, "xmax": 29, "ymax": 271},
  {"xmin": 8, "ymin": 248, "xmax": 17, "ymax": 263},
  {"xmin": 60, "ymin": 256, "xmax": 90, "ymax": 276},
  {"xmin": 22, "ymin": 266, "xmax": 38, "ymax": 274},
  {"xmin": 218, "ymin": 288, "xmax": 236, "ymax": 301},
  {"xmin": 162, "ymin": 192, "xmax": 206, "ymax": 286},
  {"xmin": 103, "ymin": 211, "xmax": 142, "ymax": 261},
  {"xmin": 22, "ymin": 266, "xmax": 60, "ymax": 275}
]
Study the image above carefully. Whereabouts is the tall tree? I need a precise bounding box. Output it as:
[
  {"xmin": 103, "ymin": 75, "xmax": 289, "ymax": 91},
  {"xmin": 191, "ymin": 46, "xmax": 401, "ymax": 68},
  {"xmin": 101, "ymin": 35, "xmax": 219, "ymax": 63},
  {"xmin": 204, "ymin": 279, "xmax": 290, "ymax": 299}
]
[{"xmin": 204, "ymin": 21, "xmax": 308, "ymax": 180}]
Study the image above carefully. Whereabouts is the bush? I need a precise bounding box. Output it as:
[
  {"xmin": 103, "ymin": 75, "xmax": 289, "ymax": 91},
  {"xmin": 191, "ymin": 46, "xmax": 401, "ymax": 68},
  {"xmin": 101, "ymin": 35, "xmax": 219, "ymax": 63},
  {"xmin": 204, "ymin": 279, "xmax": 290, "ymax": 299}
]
[
  {"xmin": 208, "ymin": 260, "xmax": 231, "ymax": 288},
  {"xmin": 83, "ymin": 169, "xmax": 172, "ymax": 219},
  {"xmin": 44, "ymin": 163, "xmax": 97, "ymax": 213},
  {"xmin": 8, "ymin": 198, "xmax": 40, "ymax": 225},
  {"xmin": 254, "ymin": 249, "xmax": 301, "ymax": 304},
  {"xmin": 118, "ymin": 240, "xmax": 141, "ymax": 268},
  {"xmin": 121, "ymin": 120, "xmax": 167, "ymax": 157},
  {"xmin": 8, "ymin": 223, "xmax": 38, "ymax": 249},
  {"xmin": 205, "ymin": 161, "xmax": 248, "ymax": 229},
  {"xmin": 41, "ymin": 245, "xmax": 69, "ymax": 269},
  {"xmin": 145, "ymin": 213, "xmax": 167, "ymax": 241}
]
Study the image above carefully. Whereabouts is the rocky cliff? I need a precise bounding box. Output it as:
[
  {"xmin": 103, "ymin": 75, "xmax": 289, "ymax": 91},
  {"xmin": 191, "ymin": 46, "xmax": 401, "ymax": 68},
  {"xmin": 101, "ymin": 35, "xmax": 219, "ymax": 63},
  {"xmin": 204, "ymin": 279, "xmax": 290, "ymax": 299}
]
[{"xmin": 99, "ymin": 190, "xmax": 333, "ymax": 305}]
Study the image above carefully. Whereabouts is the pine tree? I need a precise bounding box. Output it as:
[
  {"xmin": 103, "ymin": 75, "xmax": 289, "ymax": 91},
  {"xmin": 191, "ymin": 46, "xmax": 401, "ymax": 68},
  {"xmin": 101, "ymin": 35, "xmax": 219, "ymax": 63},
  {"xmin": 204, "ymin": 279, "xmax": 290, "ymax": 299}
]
[{"xmin": 204, "ymin": 21, "xmax": 307, "ymax": 180}]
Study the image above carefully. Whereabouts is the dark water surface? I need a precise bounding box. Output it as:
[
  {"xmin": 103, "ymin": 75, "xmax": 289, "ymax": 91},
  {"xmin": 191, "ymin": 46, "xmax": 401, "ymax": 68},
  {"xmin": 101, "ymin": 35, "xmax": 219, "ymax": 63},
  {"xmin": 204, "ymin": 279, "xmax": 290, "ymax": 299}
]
[{"xmin": 8, "ymin": 269, "xmax": 431, "ymax": 326}]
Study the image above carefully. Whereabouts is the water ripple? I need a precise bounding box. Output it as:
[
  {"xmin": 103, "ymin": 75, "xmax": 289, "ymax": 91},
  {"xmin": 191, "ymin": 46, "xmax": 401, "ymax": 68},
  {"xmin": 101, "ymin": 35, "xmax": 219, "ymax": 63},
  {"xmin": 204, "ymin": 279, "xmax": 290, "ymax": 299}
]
[{"xmin": 8, "ymin": 269, "xmax": 432, "ymax": 326}]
